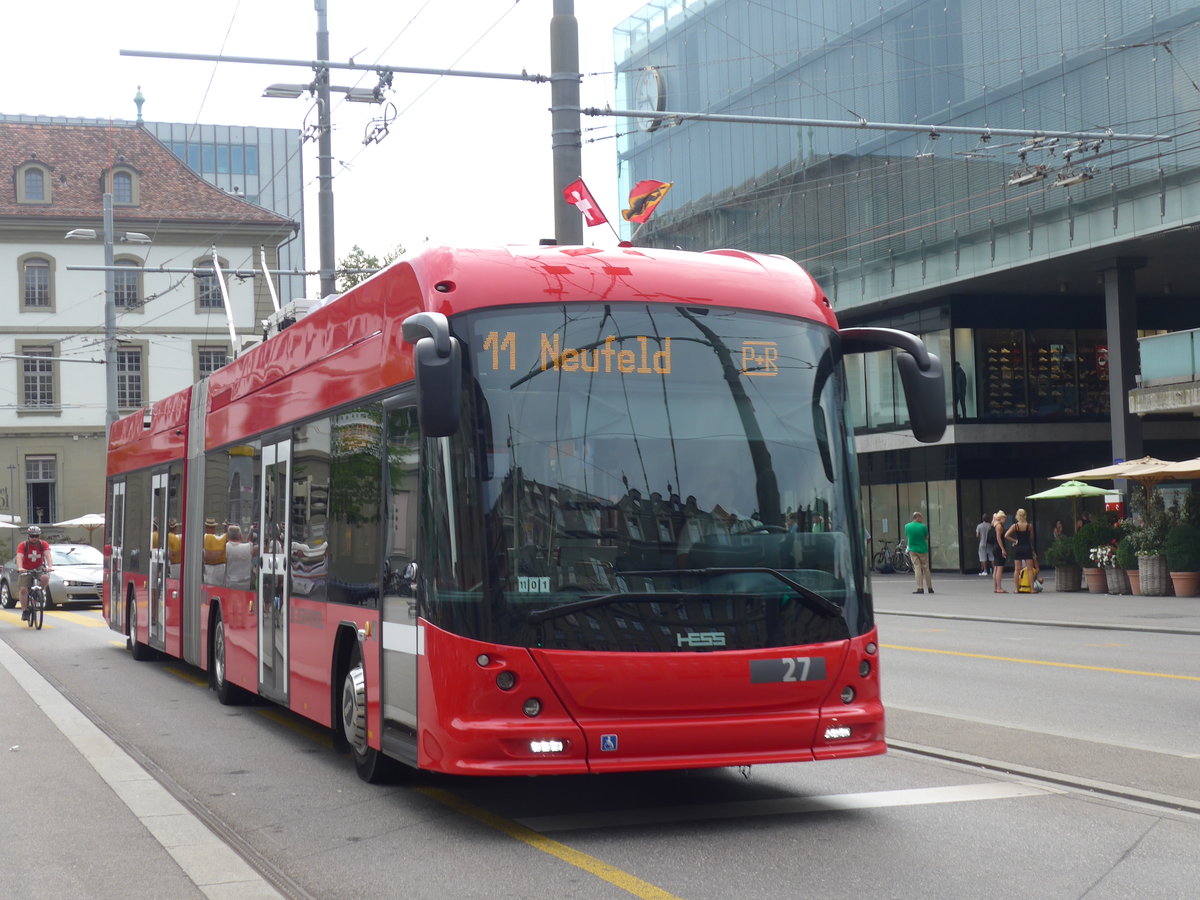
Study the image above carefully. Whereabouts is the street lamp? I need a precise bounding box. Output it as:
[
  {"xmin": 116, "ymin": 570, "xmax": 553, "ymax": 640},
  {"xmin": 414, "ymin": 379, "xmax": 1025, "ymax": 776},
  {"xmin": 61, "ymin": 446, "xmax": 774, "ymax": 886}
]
[
  {"xmin": 64, "ymin": 195, "xmax": 152, "ymax": 428},
  {"xmin": 264, "ymin": 82, "xmax": 383, "ymax": 103}
]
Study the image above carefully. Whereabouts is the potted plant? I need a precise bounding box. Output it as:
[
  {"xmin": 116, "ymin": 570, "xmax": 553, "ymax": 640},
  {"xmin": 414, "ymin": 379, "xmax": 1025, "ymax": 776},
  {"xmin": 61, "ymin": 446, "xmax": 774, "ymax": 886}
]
[
  {"xmin": 1075, "ymin": 521, "xmax": 1117, "ymax": 593},
  {"xmin": 1115, "ymin": 533, "xmax": 1139, "ymax": 595},
  {"xmin": 1087, "ymin": 541, "xmax": 1119, "ymax": 593},
  {"xmin": 1043, "ymin": 535, "xmax": 1079, "ymax": 591},
  {"xmin": 1138, "ymin": 490, "xmax": 1174, "ymax": 596},
  {"xmin": 1165, "ymin": 522, "xmax": 1200, "ymax": 597}
]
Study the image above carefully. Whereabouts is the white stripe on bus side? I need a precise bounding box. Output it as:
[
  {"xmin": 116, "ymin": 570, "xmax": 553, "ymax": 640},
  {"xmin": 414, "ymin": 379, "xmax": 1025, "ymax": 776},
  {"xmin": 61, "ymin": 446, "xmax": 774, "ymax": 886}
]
[{"xmin": 382, "ymin": 622, "xmax": 424, "ymax": 655}]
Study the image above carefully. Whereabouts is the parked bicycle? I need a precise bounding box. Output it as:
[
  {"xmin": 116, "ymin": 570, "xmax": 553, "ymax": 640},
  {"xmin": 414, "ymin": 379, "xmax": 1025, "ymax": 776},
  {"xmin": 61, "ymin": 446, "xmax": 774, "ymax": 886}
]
[
  {"xmin": 872, "ymin": 539, "xmax": 912, "ymax": 573},
  {"xmin": 25, "ymin": 566, "xmax": 47, "ymax": 630}
]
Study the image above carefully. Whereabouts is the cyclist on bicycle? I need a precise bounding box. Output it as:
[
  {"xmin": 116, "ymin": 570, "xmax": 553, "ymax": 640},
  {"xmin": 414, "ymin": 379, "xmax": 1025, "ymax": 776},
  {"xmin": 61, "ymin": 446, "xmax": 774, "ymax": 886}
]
[{"xmin": 17, "ymin": 525, "xmax": 52, "ymax": 622}]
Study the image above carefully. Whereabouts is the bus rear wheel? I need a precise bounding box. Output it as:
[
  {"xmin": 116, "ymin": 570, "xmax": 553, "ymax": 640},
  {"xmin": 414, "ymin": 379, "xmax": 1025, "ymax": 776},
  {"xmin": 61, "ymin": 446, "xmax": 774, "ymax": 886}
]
[
  {"xmin": 339, "ymin": 643, "xmax": 392, "ymax": 783},
  {"xmin": 128, "ymin": 596, "xmax": 153, "ymax": 661},
  {"xmin": 212, "ymin": 612, "xmax": 244, "ymax": 705}
]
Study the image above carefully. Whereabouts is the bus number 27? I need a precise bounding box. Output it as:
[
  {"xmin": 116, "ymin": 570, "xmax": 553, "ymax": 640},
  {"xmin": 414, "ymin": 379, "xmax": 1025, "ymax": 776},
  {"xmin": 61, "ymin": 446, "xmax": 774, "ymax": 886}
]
[{"xmin": 749, "ymin": 656, "xmax": 827, "ymax": 684}]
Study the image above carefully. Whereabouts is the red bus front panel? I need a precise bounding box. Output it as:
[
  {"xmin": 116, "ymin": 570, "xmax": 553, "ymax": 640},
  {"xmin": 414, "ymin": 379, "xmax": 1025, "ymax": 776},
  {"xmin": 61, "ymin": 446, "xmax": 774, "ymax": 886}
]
[{"xmin": 413, "ymin": 622, "xmax": 883, "ymax": 776}]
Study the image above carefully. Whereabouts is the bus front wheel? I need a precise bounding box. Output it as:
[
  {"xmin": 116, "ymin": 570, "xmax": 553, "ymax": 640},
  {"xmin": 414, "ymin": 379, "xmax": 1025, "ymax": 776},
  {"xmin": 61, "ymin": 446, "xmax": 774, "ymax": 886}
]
[{"xmin": 339, "ymin": 643, "xmax": 392, "ymax": 783}]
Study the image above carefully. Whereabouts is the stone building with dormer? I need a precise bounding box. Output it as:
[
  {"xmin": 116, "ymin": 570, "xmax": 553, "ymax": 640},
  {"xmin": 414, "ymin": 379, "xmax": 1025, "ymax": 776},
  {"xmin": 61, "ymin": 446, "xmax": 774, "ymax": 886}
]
[{"xmin": 1, "ymin": 119, "xmax": 296, "ymax": 530}]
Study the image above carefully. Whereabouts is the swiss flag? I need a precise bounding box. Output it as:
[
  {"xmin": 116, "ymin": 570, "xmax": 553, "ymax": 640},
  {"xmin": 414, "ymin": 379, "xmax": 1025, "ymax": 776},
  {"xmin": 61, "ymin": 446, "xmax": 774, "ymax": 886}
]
[{"xmin": 562, "ymin": 178, "xmax": 608, "ymax": 227}]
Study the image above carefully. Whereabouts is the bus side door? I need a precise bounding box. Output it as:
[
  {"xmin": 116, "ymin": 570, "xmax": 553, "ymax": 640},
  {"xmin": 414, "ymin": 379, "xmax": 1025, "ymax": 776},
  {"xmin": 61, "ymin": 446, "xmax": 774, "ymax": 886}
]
[
  {"xmin": 258, "ymin": 439, "xmax": 291, "ymax": 704},
  {"xmin": 106, "ymin": 479, "xmax": 126, "ymax": 632},
  {"xmin": 380, "ymin": 402, "xmax": 421, "ymax": 762},
  {"xmin": 148, "ymin": 472, "xmax": 169, "ymax": 650}
]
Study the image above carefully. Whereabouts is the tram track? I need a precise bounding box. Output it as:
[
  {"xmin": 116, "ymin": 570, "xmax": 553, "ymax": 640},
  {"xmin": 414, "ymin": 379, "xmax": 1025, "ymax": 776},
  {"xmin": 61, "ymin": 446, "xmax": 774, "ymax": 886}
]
[
  {"xmin": 888, "ymin": 738, "xmax": 1200, "ymax": 821},
  {"xmin": 877, "ymin": 608, "xmax": 1200, "ymax": 636},
  {"xmin": 25, "ymin": 652, "xmax": 319, "ymax": 900}
]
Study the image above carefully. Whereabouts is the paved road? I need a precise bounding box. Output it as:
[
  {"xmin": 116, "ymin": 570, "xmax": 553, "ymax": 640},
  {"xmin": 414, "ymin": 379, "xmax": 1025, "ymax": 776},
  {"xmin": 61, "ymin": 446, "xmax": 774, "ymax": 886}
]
[
  {"xmin": 0, "ymin": 614, "xmax": 280, "ymax": 899},
  {"xmin": 4, "ymin": 576, "xmax": 1196, "ymax": 898},
  {"xmin": 873, "ymin": 571, "xmax": 1200, "ymax": 808},
  {"xmin": 871, "ymin": 569, "xmax": 1200, "ymax": 635}
]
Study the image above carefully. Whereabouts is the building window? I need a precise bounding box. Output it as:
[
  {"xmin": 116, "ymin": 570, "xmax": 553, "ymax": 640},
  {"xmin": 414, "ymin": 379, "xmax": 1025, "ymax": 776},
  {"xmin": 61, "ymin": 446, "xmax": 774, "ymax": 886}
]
[
  {"xmin": 197, "ymin": 345, "xmax": 229, "ymax": 378},
  {"xmin": 194, "ymin": 259, "xmax": 227, "ymax": 310},
  {"xmin": 108, "ymin": 166, "xmax": 140, "ymax": 205},
  {"xmin": 113, "ymin": 171, "xmax": 133, "ymax": 203},
  {"xmin": 22, "ymin": 256, "xmax": 52, "ymax": 308},
  {"xmin": 16, "ymin": 162, "xmax": 52, "ymax": 204},
  {"xmin": 114, "ymin": 258, "xmax": 142, "ymax": 308},
  {"xmin": 25, "ymin": 455, "xmax": 57, "ymax": 526},
  {"xmin": 24, "ymin": 168, "xmax": 45, "ymax": 201},
  {"xmin": 117, "ymin": 346, "xmax": 144, "ymax": 408},
  {"xmin": 20, "ymin": 346, "xmax": 56, "ymax": 409}
]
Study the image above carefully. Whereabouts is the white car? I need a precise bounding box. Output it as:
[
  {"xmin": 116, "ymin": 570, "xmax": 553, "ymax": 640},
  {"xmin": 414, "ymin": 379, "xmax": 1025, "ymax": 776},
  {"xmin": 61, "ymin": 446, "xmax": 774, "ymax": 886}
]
[{"xmin": 1, "ymin": 543, "xmax": 104, "ymax": 609}]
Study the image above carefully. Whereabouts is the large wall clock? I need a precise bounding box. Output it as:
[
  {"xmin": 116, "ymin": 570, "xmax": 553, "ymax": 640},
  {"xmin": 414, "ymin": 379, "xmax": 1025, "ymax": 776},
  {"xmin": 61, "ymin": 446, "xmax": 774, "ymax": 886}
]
[{"xmin": 635, "ymin": 66, "xmax": 666, "ymax": 132}]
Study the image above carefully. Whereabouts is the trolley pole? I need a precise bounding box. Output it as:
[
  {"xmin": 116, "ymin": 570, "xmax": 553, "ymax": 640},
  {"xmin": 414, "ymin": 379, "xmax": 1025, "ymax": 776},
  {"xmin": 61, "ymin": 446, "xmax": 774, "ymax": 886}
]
[
  {"xmin": 550, "ymin": 0, "xmax": 582, "ymax": 245},
  {"xmin": 103, "ymin": 192, "xmax": 118, "ymax": 427}
]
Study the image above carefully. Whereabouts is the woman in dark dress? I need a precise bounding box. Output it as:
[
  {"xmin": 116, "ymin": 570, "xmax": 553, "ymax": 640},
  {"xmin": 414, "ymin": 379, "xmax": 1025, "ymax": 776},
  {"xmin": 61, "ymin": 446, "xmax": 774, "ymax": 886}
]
[
  {"xmin": 1005, "ymin": 508, "xmax": 1035, "ymax": 589},
  {"xmin": 990, "ymin": 511, "xmax": 1008, "ymax": 593}
]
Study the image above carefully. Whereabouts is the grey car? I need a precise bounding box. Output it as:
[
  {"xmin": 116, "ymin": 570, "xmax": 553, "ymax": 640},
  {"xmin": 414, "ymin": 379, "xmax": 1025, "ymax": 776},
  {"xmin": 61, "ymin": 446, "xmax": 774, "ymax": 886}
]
[{"xmin": 1, "ymin": 543, "xmax": 104, "ymax": 609}]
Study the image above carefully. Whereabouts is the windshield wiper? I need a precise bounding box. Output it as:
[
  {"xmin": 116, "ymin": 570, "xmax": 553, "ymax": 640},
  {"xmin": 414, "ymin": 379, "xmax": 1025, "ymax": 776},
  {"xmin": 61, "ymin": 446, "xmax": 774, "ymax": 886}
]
[
  {"xmin": 620, "ymin": 567, "xmax": 843, "ymax": 618},
  {"xmin": 527, "ymin": 592, "xmax": 709, "ymax": 625},
  {"xmin": 526, "ymin": 567, "xmax": 842, "ymax": 625}
]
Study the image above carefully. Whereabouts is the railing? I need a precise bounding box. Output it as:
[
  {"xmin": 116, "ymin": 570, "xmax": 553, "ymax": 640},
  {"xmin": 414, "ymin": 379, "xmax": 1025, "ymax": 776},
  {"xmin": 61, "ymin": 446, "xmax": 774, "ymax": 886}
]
[{"xmin": 1138, "ymin": 329, "xmax": 1200, "ymax": 385}]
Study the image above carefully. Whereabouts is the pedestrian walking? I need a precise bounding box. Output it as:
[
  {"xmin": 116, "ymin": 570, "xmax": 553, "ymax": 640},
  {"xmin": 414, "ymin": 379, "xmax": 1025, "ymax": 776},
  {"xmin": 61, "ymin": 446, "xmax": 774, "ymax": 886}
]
[
  {"xmin": 905, "ymin": 511, "xmax": 933, "ymax": 594},
  {"xmin": 991, "ymin": 510, "xmax": 1009, "ymax": 592},
  {"xmin": 974, "ymin": 513, "xmax": 992, "ymax": 575}
]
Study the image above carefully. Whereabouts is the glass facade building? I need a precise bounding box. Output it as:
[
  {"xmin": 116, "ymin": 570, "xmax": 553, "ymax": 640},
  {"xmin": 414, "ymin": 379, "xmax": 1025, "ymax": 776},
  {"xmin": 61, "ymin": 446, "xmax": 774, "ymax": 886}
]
[
  {"xmin": 144, "ymin": 121, "xmax": 305, "ymax": 303},
  {"xmin": 615, "ymin": 0, "xmax": 1200, "ymax": 569}
]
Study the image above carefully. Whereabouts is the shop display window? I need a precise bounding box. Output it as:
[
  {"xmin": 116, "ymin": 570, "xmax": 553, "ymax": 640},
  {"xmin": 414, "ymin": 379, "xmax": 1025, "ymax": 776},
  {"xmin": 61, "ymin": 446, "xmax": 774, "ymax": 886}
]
[
  {"xmin": 978, "ymin": 329, "xmax": 1028, "ymax": 417},
  {"xmin": 1029, "ymin": 329, "xmax": 1077, "ymax": 417},
  {"xmin": 1076, "ymin": 330, "xmax": 1110, "ymax": 416}
]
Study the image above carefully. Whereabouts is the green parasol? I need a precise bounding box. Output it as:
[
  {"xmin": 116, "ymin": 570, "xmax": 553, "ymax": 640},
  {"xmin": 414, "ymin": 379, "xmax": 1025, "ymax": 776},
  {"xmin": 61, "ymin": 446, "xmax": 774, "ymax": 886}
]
[{"xmin": 1027, "ymin": 480, "xmax": 1111, "ymax": 529}]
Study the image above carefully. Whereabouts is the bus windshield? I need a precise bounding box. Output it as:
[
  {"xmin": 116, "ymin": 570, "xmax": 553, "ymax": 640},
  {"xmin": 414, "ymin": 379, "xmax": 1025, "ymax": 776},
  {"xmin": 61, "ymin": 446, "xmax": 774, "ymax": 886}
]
[{"xmin": 423, "ymin": 303, "xmax": 870, "ymax": 651}]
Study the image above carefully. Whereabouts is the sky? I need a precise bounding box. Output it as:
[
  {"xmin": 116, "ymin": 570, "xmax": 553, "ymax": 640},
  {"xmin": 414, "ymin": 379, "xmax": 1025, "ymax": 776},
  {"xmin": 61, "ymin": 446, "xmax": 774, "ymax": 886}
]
[{"xmin": 5, "ymin": 0, "xmax": 634, "ymax": 291}]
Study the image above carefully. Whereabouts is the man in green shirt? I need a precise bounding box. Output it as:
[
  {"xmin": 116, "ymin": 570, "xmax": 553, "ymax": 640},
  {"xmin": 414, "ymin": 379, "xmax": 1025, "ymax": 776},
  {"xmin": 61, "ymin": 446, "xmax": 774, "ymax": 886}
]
[{"xmin": 904, "ymin": 511, "xmax": 933, "ymax": 594}]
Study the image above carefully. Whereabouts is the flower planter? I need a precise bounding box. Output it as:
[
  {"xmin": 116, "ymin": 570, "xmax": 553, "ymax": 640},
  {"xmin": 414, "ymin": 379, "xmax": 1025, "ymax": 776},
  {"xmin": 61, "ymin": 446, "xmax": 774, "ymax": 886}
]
[
  {"xmin": 1125, "ymin": 569, "xmax": 1140, "ymax": 596},
  {"xmin": 1138, "ymin": 555, "xmax": 1171, "ymax": 596},
  {"xmin": 1169, "ymin": 571, "xmax": 1200, "ymax": 597},
  {"xmin": 1054, "ymin": 563, "xmax": 1082, "ymax": 592},
  {"xmin": 1083, "ymin": 567, "xmax": 1108, "ymax": 593},
  {"xmin": 1104, "ymin": 566, "xmax": 1131, "ymax": 595}
]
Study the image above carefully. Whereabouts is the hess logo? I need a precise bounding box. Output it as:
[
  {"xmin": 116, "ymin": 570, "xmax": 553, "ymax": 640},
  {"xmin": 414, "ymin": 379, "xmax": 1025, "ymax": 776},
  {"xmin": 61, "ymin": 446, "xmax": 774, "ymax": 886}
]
[{"xmin": 677, "ymin": 631, "xmax": 726, "ymax": 648}]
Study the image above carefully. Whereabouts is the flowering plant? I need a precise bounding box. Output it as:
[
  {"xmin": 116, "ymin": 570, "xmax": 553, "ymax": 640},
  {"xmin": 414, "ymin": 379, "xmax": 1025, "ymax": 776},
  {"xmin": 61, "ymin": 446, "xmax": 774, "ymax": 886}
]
[{"xmin": 1088, "ymin": 542, "xmax": 1117, "ymax": 567}]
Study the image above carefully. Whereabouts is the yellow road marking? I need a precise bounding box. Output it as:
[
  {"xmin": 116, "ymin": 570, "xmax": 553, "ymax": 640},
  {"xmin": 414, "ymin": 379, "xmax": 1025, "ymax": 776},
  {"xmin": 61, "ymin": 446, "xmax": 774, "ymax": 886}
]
[
  {"xmin": 168, "ymin": 666, "xmax": 334, "ymax": 749},
  {"xmin": 48, "ymin": 609, "xmax": 107, "ymax": 627},
  {"xmin": 255, "ymin": 707, "xmax": 333, "ymax": 749},
  {"xmin": 1, "ymin": 609, "xmax": 51, "ymax": 627},
  {"xmin": 882, "ymin": 643, "xmax": 1200, "ymax": 681},
  {"xmin": 419, "ymin": 787, "xmax": 683, "ymax": 900},
  {"xmin": 165, "ymin": 666, "xmax": 208, "ymax": 688}
]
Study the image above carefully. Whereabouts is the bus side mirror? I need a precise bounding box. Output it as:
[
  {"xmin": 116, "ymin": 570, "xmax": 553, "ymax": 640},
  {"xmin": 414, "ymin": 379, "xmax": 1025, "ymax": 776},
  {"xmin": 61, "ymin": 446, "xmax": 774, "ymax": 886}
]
[
  {"xmin": 402, "ymin": 312, "xmax": 462, "ymax": 437},
  {"xmin": 841, "ymin": 327, "xmax": 946, "ymax": 444}
]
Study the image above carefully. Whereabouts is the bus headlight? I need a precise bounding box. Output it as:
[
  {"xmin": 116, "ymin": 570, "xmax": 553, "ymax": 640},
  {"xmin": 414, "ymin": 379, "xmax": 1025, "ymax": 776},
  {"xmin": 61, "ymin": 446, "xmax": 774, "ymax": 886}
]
[{"xmin": 523, "ymin": 698, "xmax": 542, "ymax": 717}]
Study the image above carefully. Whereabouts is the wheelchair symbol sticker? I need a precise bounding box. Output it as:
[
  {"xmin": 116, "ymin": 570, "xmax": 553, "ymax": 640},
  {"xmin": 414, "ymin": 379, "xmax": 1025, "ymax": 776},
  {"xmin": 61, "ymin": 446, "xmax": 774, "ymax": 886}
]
[{"xmin": 600, "ymin": 734, "xmax": 618, "ymax": 752}]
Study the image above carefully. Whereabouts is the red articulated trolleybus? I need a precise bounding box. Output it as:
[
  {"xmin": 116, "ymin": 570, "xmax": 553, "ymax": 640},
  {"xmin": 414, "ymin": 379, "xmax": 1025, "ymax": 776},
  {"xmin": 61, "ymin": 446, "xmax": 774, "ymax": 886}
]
[{"xmin": 103, "ymin": 244, "xmax": 944, "ymax": 780}]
